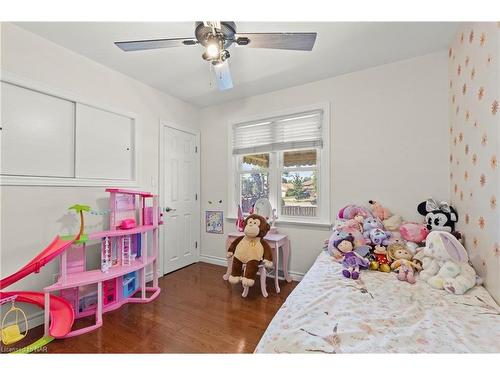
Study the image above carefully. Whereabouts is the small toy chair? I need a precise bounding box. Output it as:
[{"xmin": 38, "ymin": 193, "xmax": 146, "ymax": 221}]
[
  {"xmin": 1, "ymin": 297, "xmax": 28, "ymax": 345},
  {"xmin": 241, "ymin": 262, "xmax": 269, "ymax": 298}
]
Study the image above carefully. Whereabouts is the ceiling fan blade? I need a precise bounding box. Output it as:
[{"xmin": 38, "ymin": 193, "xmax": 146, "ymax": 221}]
[
  {"xmin": 234, "ymin": 32, "xmax": 317, "ymax": 51},
  {"xmin": 115, "ymin": 37, "xmax": 198, "ymax": 52},
  {"xmin": 213, "ymin": 61, "xmax": 233, "ymax": 91}
]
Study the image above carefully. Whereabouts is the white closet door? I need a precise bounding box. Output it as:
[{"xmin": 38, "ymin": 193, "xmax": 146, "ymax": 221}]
[
  {"xmin": 75, "ymin": 103, "xmax": 134, "ymax": 180},
  {"xmin": 162, "ymin": 126, "xmax": 199, "ymax": 274},
  {"xmin": 1, "ymin": 82, "xmax": 75, "ymax": 177}
]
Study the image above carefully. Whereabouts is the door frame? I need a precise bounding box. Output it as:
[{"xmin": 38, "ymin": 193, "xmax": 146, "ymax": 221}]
[{"xmin": 158, "ymin": 119, "xmax": 201, "ymax": 277}]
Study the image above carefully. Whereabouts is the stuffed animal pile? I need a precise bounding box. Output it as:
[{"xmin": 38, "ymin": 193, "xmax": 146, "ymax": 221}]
[{"xmin": 325, "ymin": 198, "xmax": 479, "ymax": 294}]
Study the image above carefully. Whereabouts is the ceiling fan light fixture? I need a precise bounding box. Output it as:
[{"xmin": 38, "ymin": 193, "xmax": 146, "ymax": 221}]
[{"xmin": 205, "ymin": 42, "xmax": 220, "ymax": 58}]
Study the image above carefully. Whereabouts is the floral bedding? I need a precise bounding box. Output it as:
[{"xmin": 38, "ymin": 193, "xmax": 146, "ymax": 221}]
[{"xmin": 255, "ymin": 251, "xmax": 500, "ymax": 353}]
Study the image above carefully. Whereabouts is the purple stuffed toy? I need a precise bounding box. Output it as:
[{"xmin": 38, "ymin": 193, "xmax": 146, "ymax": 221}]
[
  {"xmin": 365, "ymin": 228, "xmax": 392, "ymax": 246},
  {"xmin": 334, "ymin": 235, "xmax": 370, "ymax": 280}
]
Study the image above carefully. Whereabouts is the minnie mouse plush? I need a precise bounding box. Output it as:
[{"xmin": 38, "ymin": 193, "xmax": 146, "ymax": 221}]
[{"xmin": 417, "ymin": 198, "xmax": 458, "ymax": 233}]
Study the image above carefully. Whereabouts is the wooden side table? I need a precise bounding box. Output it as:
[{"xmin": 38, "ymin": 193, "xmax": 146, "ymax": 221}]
[{"xmin": 223, "ymin": 232, "xmax": 292, "ymax": 293}]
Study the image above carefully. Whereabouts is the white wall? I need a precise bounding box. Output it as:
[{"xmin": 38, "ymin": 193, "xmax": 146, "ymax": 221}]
[
  {"xmin": 0, "ymin": 23, "xmax": 199, "ymax": 322},
  {"xmin": 199, "ymin": 52, "xmax": 450, "ymax": 278}
]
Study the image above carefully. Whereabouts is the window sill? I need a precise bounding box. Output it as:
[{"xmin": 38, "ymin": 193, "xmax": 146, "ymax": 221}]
[{"xmin": 226, "ymin": 216, "xmax": 332, "ymax": 230}]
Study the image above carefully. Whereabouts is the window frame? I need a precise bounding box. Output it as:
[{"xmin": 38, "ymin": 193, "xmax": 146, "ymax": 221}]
[{"xmin": 228, "ymin": 102, "xmax": 331, "ymax": 227}]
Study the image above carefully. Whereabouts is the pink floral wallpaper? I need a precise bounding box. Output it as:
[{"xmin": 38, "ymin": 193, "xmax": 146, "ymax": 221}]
[{"xmin": 449, "ymin": 23, "xmax": 500, "ymax": 303}]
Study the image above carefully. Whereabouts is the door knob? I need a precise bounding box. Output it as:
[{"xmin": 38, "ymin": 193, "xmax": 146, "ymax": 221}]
[{"xmin": 164, "ymin": 207, "xmax": 177, "ymax": 212}]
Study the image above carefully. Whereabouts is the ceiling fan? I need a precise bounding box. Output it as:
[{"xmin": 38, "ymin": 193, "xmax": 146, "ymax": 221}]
[{"xmin": 115, "ymin": 21, "xmax": 317, "ymax": 91}]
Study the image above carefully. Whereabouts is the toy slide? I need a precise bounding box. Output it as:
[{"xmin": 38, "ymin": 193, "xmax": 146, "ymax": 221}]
[
  {"xmin": 1, "ymin": 236, "xmax": 77, "ymax": 350},
  {"xmin": 0, "ymin": 236, "xmax": 75, "ymax": 290},
  {"xmin": 0, "ymin": 291, "xmax": 74, "ymax": 338}
]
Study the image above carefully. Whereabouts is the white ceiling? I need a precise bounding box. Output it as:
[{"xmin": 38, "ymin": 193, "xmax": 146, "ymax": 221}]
[{"xmin": 16, "ymin": 22, "xmax": 458, "ymax": 107}]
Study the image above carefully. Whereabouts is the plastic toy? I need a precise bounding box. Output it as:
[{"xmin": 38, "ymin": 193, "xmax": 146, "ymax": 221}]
[
  {"xmin": 0, "ymin": 188, "xmax": 162, "ymax": 353},
  {"xmin": 69, "ymin": 204, "xmax": 91, "ymax": 241},
  {"xmin": 118, "ymin": 218, "xmax": 137, "ymax": 230},
  {"xmin": 1, "ymin": 295, "xmax": 28, "ymax": 345}
]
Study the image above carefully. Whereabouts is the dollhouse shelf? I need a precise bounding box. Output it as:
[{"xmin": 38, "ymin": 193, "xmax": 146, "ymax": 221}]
[
  {"xmin": 29, "ymin": 188, "xmax": 163, "ymax": 340},
  {"xmin": 44, "ymin": 258, "xmax": 156, "ymax": 292},
  {"xmin": 105, "ymin": 188, "xmax": 153, "ymax": 197},
  {"xmin": 88, "ymin": 225, "xmax": 158, "ymax": 240}
]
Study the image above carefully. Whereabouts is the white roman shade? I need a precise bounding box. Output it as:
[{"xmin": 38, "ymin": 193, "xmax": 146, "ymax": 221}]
[{"xmin": 232, "ymin": 110, "xmax": 323, "ymax": 155}]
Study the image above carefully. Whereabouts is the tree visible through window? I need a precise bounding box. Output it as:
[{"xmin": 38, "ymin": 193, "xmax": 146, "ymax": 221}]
[{"xmin": 281, "ymin": 150, "xmax": 317, "ymax": 217}]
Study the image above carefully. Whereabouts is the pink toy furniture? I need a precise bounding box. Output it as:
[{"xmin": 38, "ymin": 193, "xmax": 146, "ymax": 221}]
[
  {"xmin": 223, "ymin": 232, "xmax": 292, "ymax": 297},
  {"xmin": 43, "ymin": 188, "xmax": 161, "ymax": 338},
  {"xmin": 118, "ymin": 218, "xmax": 137, "ymax": 230}
]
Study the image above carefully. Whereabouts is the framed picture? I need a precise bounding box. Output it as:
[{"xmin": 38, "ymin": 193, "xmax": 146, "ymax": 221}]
[{"xmin": 206, "ymin": 210, "xmax": 224, "ymax": 234}]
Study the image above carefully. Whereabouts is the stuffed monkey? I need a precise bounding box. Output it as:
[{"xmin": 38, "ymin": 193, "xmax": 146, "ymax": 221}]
[{"xmin": 227, "ymin": 214, "xmax": 273, "ymax": 287}]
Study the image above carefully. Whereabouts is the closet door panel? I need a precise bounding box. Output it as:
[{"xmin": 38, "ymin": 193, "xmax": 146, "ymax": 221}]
[
  {"xmin": 1, "ymin": 82, "xmax": 75, "ymax": 177},
  {"xmin": 75, "ymin": 103, "xmax": 134, "ymax": 180}
]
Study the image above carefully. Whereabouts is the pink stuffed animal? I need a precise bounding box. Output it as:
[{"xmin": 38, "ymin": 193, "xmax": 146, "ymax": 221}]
[
  {"xmin": 368, "ymin": 200, "xmax": 392, "ymax": 221},
  {"xmin": 400, "ymin": 222, "xmax": 429, "ymax": 243},
  {"xmin": 337, "ymin": 205, "xmax": 372, "ymax": 220}
]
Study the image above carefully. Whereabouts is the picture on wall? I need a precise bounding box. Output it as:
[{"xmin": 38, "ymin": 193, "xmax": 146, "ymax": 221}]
[{"xmin": 206, "ymin": 211, "xmax": 224, "ymax": 234}]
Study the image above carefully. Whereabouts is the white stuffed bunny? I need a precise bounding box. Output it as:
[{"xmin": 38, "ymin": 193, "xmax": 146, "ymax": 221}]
[{"xmin": 416, "ymin": 231, "xmax": 477, "ymax": 294}]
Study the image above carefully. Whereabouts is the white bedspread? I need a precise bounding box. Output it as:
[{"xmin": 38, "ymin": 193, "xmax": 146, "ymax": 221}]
[{"xmin": 255, "ymin": 252, "xmax": 500, "ymax": 353}]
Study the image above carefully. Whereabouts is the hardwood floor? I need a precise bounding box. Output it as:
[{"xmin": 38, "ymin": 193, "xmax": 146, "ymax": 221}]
[{"xmin": 3, "ymin": 262, "xmax": 298, "ymax": 353}]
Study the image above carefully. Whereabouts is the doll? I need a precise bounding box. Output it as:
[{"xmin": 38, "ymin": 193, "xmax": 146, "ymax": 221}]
[
  {"xmin": 334, "ymin": 235, "xmax": 370, "ymax": 280},
  {"xmin": 387, "ymin": 243, "xmax": 421, "ymax": 284},
  {"xmin": 369, "ymin": 245, "xmax": 391, "ymax": 272},
  {"xmin": 346, "ymin": 214, "xmax": 365, "ymax": 232},
  {"xmin": 335, "ymin": 214, "xmax": 367, "ymax": 247}
]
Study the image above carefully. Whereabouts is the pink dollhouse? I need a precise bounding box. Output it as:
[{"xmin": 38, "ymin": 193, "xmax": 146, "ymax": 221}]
[{"xmin": 43, "ymin": 188, "xmax": 162, "ymax": 338}]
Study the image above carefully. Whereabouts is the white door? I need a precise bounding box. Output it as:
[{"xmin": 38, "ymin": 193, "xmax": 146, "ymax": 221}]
[{"xmin": 162, "ymin": 125, "xmax": 200, "ymax": 274}]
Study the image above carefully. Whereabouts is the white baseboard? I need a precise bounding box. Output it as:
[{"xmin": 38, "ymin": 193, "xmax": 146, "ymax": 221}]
[
  {"xmin": 199, "ymin": 254, "xmax": 228, "ymax": 267},
  {"xmin": 199, "ymin": 253, "xmax": 305, "ymax": 281}
]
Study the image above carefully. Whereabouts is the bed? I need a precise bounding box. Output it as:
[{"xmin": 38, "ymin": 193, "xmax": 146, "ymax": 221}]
[{"xmin": 255, "ymin": 251, "xmax": 500, "ymax": 353}]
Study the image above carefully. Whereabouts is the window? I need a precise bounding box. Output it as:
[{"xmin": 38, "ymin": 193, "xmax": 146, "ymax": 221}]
[{"xmin": 230, "ymin": 105, "xmax": 330, "ymax": 224}]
